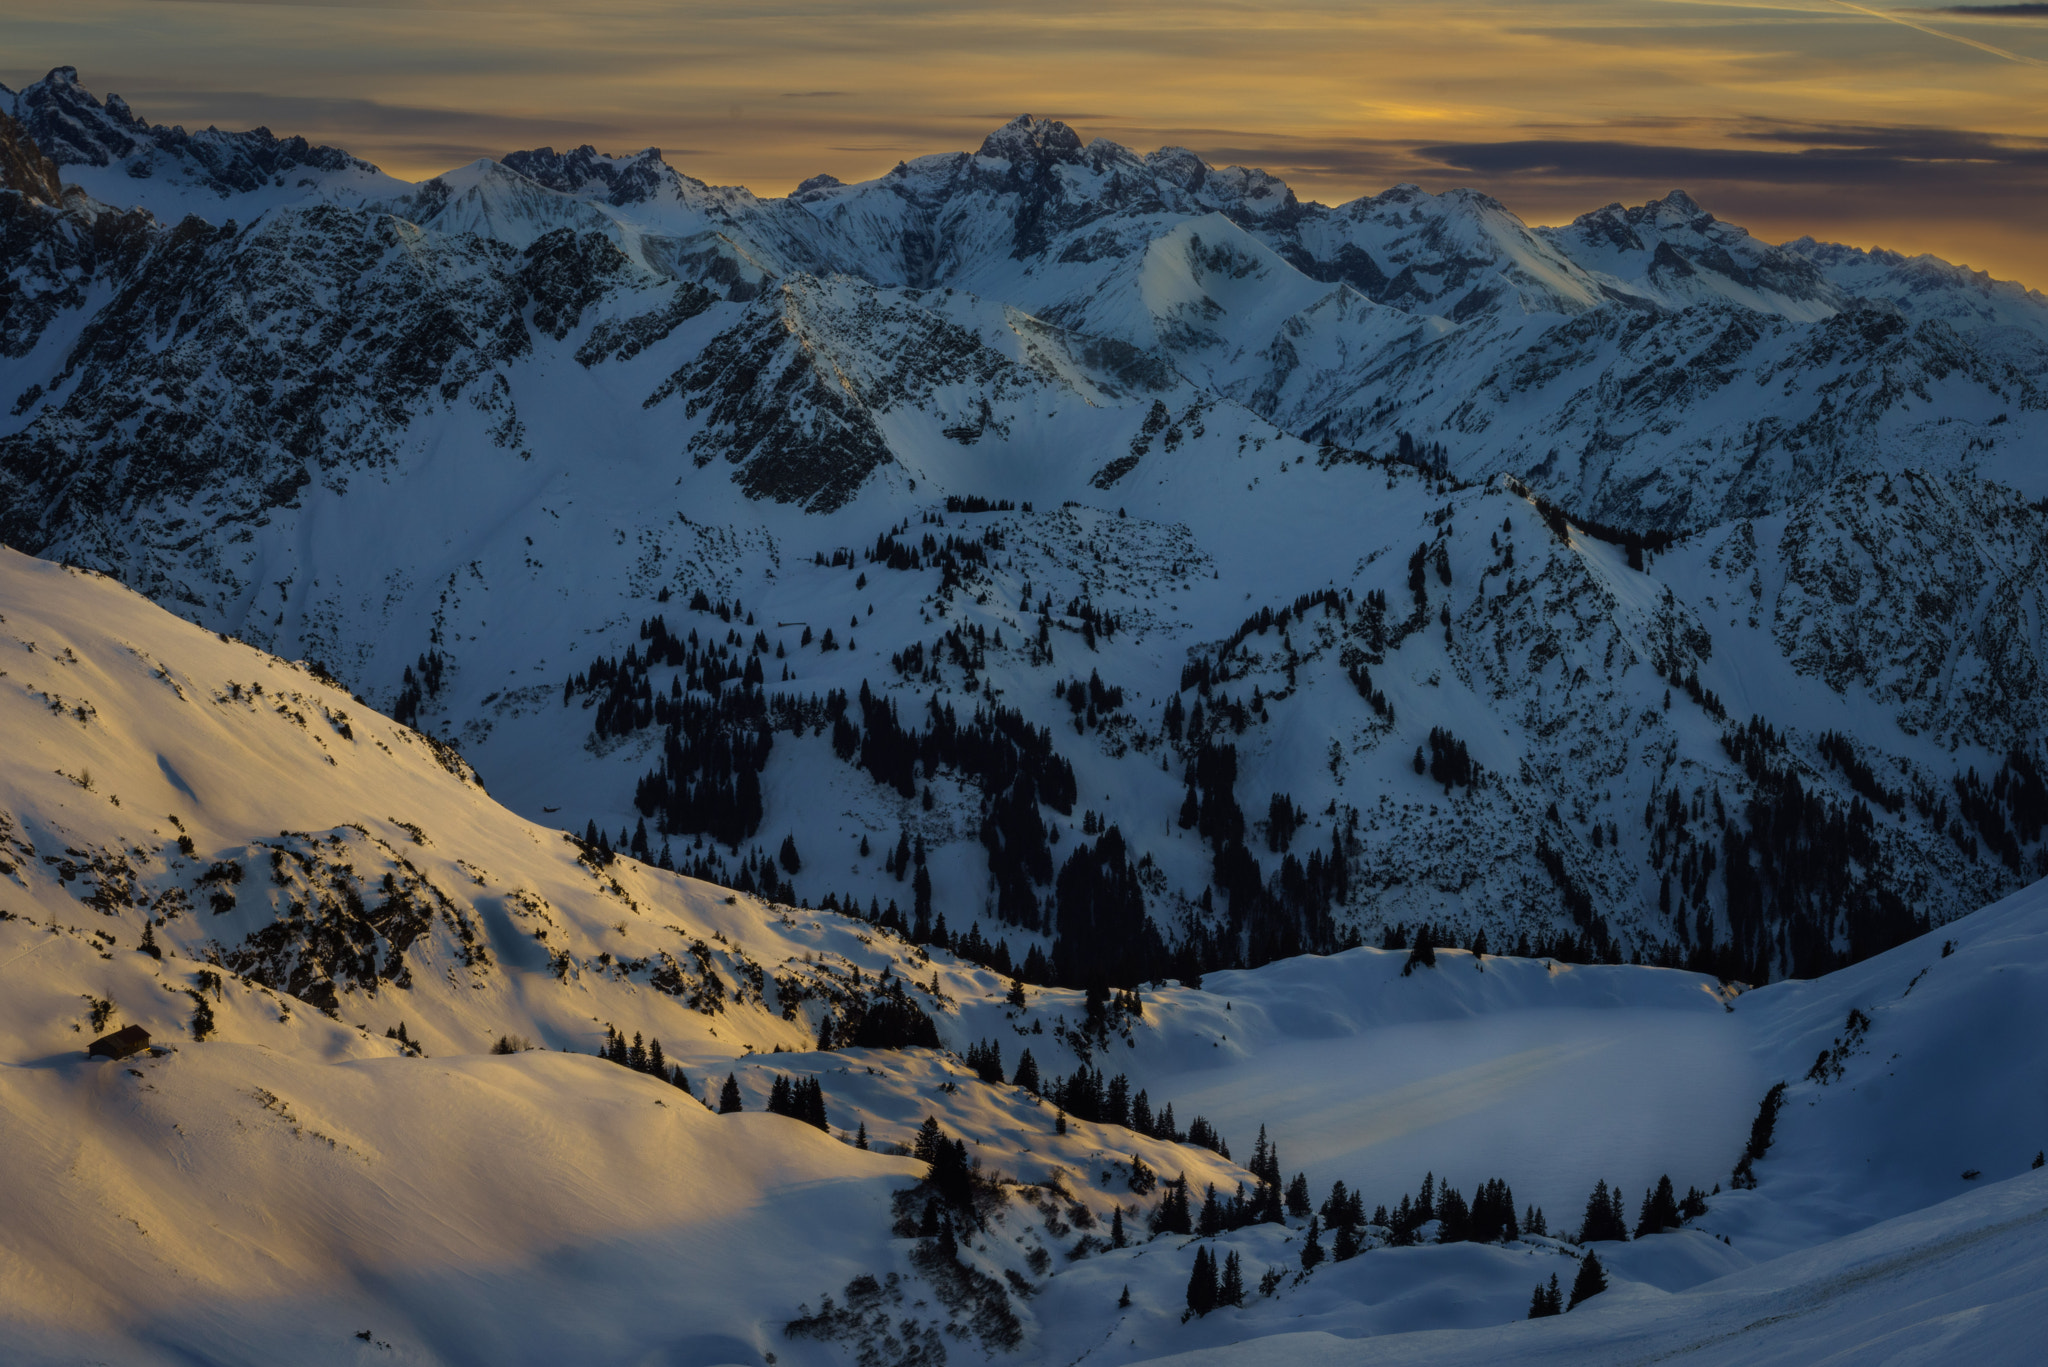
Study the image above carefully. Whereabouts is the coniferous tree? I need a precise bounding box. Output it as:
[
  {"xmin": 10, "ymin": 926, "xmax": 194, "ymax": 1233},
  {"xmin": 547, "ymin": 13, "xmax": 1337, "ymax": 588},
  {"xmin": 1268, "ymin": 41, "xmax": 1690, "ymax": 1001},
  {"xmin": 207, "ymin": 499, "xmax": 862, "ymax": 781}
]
[
  {"xmin": 1579, "ymin": 1179, "xmax": 1627, "ymax": 1242},
  {"xmin": 1285, "ymin": 1171, "xmax": 1312, "ymax": 1219},
  {"xmin": 1219, "ymin": 1251, "xmax": 1245, "ymax": 1307},
  {"xmin": 1013, "ymin": 1048, "xmax": 1041, "ymax": 1093},
  {"xmin": 1198, "ymin": 1184, "xmax": 1223, "ymax": 1236},
  {"xmin": 646, "ymin": 1037, "xmax": 667, "ymax": 1077},
  {"xmin": 1528, "ymin": 1273, "xmax": 1563, "ymax": 1318},
  {"xmin": 669, "ymin": 1065, "xmax": 693, "ymax": 1096},
  {"xmin": 1567, "ymin": 1250, "xmax": 1607, "ymax": 1309},
  {"xmin": 1118, "ymin": 1284, "xmax": 1131, "ymax": 1309},
  {"xmin": 718, "ymin": 1073, "xmax": 743, "ymax": 1113},
  {"xmin": 1007, "ymin": 975, "xmax": 1027, "ymax": 1007},
  {"xmin": 1635, "ymin": 1175, "xmax": 1680, "ymax": 1236},
  {"xmin": 1333, "ymin": 1222, "xmax": 1362, "ymax": 1262},
  {"xmin": 1435, "ymin": 1184, "xmax": 1471, "ymax": 1243},
  {"xmin": 855, "ymin": 1122, "xmax": 869, "ymax": 1150},
  {"xmin": 1300, "ymin": 1215, "xmax": 1325, "ymax": 1269},
  {"xmin": 1152, "ymin": 1175, "xmax": 1193, "ymax": 1235},
  {"xmin": 1525, "ymin": 1204, "xmax": 1549, "ymax": 1238},
  {"xmin": 1186, "ymin": 1246, "xmax": 1217, "ymax": 1317},
  {"xmin": 1110, "ymin": 1206, "xmax": 1128, "ymax": 1248}
]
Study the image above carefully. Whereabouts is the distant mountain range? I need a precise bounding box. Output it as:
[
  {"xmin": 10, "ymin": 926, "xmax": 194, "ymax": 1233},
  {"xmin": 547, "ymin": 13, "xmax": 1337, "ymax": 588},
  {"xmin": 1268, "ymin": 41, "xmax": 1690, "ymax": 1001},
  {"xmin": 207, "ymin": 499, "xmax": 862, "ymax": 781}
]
[{"xmin": 3, "ymin": 65, "xmax": 2045, "ymax": 987}]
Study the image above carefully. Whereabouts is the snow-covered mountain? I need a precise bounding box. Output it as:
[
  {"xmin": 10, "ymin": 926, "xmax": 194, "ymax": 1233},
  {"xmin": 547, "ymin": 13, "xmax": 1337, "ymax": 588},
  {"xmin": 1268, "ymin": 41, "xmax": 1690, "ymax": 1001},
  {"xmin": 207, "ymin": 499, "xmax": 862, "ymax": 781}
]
[
  {"xmin": 0, "ymin": 66, "xmax": 2044, "ymax": 1002},
  {"xmin": 3, "ymin": 544, "xmax": 2045, "ymax": 1366}
]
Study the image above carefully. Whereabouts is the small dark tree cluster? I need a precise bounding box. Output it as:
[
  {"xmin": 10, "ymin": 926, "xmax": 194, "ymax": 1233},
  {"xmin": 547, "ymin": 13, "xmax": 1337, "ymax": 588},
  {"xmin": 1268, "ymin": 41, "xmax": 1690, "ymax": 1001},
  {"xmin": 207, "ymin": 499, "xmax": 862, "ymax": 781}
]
[
  {"xmin": 1057, "ymin": 670, "xmax": 1126, "ymax": 730},
  {"xmin": 911, "ymin": 1116, "xmax": 991, "ymax": 1223},
  {"xmin": 1416, "ymin": 726, "xmax": 1478, "ymax": 793},
  {"xmin": 821, "ymin": 974, "xmax": 943, "ymax": 1051},
  {"xmin": 598, "ymin": 1023, "xmax": 695, "ymax": 1095},
  {"xmin": 1577, "ymin": 1179, "xmax": 1630, "ymax": 1243},
  {"xmin": 766, "ymin": 1073, "xmax": 828, "ymax": 1130},
  {"xmin": 1634, "ymin": 1175, "xmax": 1681, "ymax": 1235},
  {"xmin": 943, "ymin": 494, "xmax": 1017, "ymax": 513},
  {"xmin": 965, "ymin": 1037, "xmax": 1004, "ymax": 1084},
  {"xmin": 1185, "ymin": 1247, "xmax": 1244, "ymax": 1316},
  {"xmin": 1731, "ymin": 1081, "xmax": 1787, "ymax": 1188},
  {"xmin": 391, "ymin": 648, "xmax": 445, "ymax": 729}
]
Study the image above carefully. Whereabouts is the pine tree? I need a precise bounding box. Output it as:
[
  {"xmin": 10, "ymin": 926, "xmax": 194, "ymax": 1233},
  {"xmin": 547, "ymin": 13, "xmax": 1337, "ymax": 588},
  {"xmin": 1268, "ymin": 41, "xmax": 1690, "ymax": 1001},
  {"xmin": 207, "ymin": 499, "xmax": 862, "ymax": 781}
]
[
  {"xmin": 1198, "ymin": 1184, "xmax": 1223, "ymax": 1236},
  {"xmin": 718, "ymin": 1073, "xmax": 743, "ymax": 1113},
  {"xmin": 1435, "ymin": 1184, "xmax": 1470, "ymax": 1243},
  {"xmin": 1110, "ymin": 1206, "xmax": 1127, "ymax": 1248},
  {"xmin": 646, "ymin": 1037, "xmax": 666, "ymax": 1078},
  {"xmin": 1635, "ymin": 1174, "xmax": 1680, "ymax": 1236},
  {"xmin": 1300, "ymin": 1215, "xmax": 1325, "ymax": 1269},
  {"xmin": 1579, "ymin": 1179, "xmax": 1627, "ymax": 1242},
  {"xmin": 855, "ymin": 1122, "xmax": 869, "ymax": 1150},
  {"xmin": 1285, "ymin": 1171, "xmax": 1312, "ymax": 1219},
  {"xmin": 1219, "ymin": 1250, "xmax": 1245, "ymax": 1307},
  {"xmin": 1528, "ymin": 1273, "xmax": 1563, "ymax": 1318},
  {"xmin": 1186, "ymin": 1246, "xmax": 1217, "ymax": 1317},
  {"xmin": 669, "ymin": 1065, "xmax": 693, "ymax": 1096},
  {"xmin": 1007, "ymin": 975, "xmax": 1027, "ymax": 1007},
  {"xmin": 1152, "ymin": 1175, "xmax": 1192, "ymax": 1235},
  {"xmin": 1333, "ymin": 1222, "xmax": 1361, "ymax": 1262},
  {"xmin": 627, "ymin": 1032, "xmax": 648, "ymax": 1073},
  {"xmin": 1118, "ymin": 1284, "xmax": 1131, "ymax": 1309},
  {"xmin": 1013, "ymin": 1048, "xmax": 1040, "ymax": 1093},
  {"xmin": 1567, "ymin": 1250, "xmax": 1607, "ymax": 1309}
]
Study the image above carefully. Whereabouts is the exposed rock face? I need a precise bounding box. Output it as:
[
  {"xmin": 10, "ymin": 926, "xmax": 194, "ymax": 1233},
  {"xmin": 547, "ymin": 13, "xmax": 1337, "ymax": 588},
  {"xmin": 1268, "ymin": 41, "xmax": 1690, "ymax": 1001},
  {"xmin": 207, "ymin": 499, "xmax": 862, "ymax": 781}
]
[{"xmin": 3, "ymin": 73, "xmax": 2045, "ymax": 982}]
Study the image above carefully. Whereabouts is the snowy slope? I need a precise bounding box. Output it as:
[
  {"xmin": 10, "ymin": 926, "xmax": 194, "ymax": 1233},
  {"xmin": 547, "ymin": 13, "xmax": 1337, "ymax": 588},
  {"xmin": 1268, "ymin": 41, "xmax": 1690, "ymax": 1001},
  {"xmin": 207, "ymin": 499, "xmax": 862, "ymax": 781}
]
[
  {"xmin": 1, "ymin": 67, "xmax": 2046, "ymax": 998},
  {"xmin": 5, "ymin": 543, "xmax": 2047, "ymax": 1366}
]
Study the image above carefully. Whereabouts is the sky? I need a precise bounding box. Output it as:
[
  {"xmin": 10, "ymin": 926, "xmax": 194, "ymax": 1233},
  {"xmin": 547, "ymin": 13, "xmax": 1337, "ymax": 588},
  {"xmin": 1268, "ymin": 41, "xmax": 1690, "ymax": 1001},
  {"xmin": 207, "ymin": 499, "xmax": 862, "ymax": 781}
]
[{"xmin": 6, "ymin": 1, "xmax": 2047, "ymax": 286}]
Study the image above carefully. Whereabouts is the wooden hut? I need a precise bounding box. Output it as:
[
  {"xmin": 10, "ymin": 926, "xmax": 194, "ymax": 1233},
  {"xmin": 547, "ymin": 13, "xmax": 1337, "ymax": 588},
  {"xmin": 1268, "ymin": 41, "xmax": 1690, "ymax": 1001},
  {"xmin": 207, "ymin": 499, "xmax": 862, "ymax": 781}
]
[{"xmin": 87, "ymin": 1024, "xmax": 151, "ymax": 1060}]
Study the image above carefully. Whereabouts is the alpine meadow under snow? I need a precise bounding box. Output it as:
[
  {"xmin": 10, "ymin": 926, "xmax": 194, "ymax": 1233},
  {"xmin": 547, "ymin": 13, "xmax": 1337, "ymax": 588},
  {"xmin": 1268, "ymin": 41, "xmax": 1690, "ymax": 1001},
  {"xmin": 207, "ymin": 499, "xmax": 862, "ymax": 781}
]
[{"xmin": 1, "ymin": 65, "xmax": 2046, "ymax": 1366}]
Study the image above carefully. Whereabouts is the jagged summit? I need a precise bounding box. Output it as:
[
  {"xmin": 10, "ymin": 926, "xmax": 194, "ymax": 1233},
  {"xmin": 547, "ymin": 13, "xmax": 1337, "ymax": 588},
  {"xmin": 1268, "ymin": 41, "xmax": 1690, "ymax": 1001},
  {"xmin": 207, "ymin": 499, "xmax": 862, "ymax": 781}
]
[
  {"xmin": 977, "ymin": 112, "xmax": 1086, "ymax": 164},
  {"xmin": 502, "ymin": 142, "xmax": 682, "ymax": 206}
]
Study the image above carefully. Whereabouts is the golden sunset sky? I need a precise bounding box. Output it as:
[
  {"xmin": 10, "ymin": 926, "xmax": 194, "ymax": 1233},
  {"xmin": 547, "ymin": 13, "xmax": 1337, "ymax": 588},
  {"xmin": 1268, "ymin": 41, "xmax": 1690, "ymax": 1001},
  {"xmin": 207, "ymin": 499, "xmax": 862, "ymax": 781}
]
[{"xmin": 9, "ymin": 1, "xmax": 2047, "ymax": 285}]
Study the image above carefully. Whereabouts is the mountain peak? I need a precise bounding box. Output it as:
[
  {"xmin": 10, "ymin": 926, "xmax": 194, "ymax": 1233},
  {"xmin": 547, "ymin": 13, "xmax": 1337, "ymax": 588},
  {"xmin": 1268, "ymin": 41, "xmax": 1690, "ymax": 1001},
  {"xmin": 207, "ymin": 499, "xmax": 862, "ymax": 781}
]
[{"xmin": 977, "ymin": 114, "xmax": 1085, "ymax": 165}]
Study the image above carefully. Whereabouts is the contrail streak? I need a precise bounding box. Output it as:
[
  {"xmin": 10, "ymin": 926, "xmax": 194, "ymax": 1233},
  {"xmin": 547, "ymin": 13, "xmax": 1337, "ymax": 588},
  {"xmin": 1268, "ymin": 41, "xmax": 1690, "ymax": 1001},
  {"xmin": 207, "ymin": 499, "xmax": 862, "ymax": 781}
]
[{"xmin": 1828, "ymin": 0, "xmax": 2044, "ymax": 65}]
